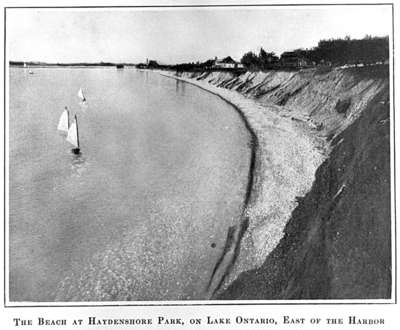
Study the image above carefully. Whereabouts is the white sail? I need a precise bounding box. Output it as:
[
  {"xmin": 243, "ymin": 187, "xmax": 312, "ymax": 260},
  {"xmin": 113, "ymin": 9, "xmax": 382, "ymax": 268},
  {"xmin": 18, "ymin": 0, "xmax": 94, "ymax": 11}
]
[
  {"xmin": 78, "ymin": 88, "xmax": 86, "ymax": 101},
  {"xmin": 23, "ymin": 63, "xmax": 27, "ymax": 68},
  {"xmin": 57, "ymin": 109, "xmax": 69, "ymax": 132},
  {"xmin": 66, "ymin": 119, "xmax": 79, "ymax": 148}
]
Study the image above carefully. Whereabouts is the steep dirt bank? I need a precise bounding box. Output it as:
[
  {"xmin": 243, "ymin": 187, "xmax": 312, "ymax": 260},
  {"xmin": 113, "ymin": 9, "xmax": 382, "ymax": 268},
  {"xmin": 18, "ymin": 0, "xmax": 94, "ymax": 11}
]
[
  {"xmin": 218, "ymin": 85, "xmax": 391, "ymax": 299},
  {"xmin": 170, "ymin": 65, "xmax": 390, "ymax": 298},
  {"xmin": 177, "ymin": 66, "xmax": 388, "ymax": 140}
]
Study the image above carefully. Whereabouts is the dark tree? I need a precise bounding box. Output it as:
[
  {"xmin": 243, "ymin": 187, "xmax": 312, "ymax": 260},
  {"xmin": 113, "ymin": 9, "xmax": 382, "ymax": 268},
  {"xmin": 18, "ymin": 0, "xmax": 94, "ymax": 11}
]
[
  {"xmin": 239, "ymin": 35, "xmax": 389, "ymax": 71},
  {"xmin": 241, "ymin": 51, "xmax": 260, "ymax": 69}
]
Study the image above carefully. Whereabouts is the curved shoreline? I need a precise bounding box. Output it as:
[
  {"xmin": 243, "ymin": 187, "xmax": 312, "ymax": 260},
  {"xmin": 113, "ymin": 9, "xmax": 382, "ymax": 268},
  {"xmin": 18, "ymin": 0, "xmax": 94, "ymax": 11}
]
[
  {"xmin": 160, "ymin": 71, "xmax": 259, "ymax": 206},
  {"xmin": 158, "ymin": 72, "xmax": 260, "ymax": 297},
  {"xmin": 157, "ymin": 70, "xmax": 325, "ymax": 296}
]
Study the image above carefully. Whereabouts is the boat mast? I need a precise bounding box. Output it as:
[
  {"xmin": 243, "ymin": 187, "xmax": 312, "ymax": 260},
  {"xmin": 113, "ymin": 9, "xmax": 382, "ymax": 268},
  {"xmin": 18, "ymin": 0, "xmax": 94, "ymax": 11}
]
[
  {"xmin": 75, "ymin": 114, "xmax": 80, "ymax": 148},
  {"xmin": 65, "ymin": 107, "xmax": 69, "ymax": 127}
]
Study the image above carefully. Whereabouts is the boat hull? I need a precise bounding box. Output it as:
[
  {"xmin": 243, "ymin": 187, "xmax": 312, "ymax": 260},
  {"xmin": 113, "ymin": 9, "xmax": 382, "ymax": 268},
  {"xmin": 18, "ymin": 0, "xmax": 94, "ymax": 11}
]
[{"xmin": 72, "ymin": 148, "xmax": 80, "ymax": 155}]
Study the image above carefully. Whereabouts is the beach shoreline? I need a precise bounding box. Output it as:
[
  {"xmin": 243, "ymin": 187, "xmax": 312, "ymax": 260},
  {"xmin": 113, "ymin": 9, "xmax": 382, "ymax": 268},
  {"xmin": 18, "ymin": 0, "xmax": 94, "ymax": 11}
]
[{"xmin": 157, "ymin": 69, "xmax": 326, "ymax": 296}]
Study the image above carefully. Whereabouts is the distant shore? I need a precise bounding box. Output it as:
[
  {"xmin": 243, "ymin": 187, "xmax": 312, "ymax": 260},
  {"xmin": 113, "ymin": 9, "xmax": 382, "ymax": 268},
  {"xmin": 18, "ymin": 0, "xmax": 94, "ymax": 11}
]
[{"xmin": 9, "ymin": 61, "xmax": 135, "ymax": 67}]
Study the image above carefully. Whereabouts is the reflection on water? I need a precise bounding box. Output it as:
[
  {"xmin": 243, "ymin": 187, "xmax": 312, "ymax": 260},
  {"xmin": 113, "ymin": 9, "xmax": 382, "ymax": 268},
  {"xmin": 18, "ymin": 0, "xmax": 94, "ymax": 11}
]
[
  {"xmin": 144, "ymin": 70, "xmax": 149, "ymax": 83},
  {"xmin": 176, "ymin": 79, "xmax": 186, "ymax": 94},
  {"xmin": 175, "ymin": 80, "xmax": 187, "ymax": 98},
  {"xmin": 78, "ymin": 101, "xmax": 88, "ymax": 112},
  {"xmin": 71, "ymin": 152, "xmax": 88, "ymax": 178}
]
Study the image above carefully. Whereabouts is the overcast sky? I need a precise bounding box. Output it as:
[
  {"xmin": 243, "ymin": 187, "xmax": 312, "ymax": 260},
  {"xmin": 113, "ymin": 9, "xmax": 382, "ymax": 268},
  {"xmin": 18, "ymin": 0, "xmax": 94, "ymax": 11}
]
[{"xmin": 7, "ymin": 5, "xmax": 392, "ymax": 64}]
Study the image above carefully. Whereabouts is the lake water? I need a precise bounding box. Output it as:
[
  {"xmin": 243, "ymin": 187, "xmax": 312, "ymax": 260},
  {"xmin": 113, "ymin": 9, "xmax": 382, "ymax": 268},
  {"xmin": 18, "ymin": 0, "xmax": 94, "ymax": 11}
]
[{"xmin": 9, "ymin": 67, "xmax": 251, "ymax": 301}]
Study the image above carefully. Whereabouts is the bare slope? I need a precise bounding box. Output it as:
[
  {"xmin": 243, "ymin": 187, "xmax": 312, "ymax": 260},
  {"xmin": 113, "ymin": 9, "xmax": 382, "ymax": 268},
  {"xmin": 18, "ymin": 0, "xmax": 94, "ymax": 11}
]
[
  {"xmin": 173, "ymin": 66, "xmax": 390, "ymax": 299},
  {"xmin": 218, "ymin": 86, "xmax": 391, "ymax": 299}
]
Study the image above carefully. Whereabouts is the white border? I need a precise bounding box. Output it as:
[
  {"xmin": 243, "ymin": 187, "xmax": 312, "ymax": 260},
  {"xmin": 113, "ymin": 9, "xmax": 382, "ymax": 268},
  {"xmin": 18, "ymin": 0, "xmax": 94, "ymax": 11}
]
[
  {"xmin": 3, "ymin": 0, "xmax": 396, "ymax": 308},
  {"xmin": 1, "ymin": 1, "xmax": 399, "ymax": 329}
]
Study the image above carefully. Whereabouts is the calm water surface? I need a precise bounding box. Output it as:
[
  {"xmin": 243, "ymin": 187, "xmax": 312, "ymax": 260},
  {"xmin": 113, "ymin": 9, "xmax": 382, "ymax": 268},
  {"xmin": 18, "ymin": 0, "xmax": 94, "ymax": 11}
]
[{"xmin": 9, "ymin": 67, "xmax": 251, "ymax": 301}]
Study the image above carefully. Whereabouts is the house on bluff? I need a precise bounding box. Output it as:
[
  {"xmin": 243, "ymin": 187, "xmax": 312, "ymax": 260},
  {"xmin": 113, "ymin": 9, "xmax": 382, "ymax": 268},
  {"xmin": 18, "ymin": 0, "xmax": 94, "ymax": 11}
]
[
  {"xmin": 280, "ymin": 52, "xmax": 310, "ymax": 68},
  {"xmin": 212, "ymin": 56, "xmax": 244, "ymax": 69}
]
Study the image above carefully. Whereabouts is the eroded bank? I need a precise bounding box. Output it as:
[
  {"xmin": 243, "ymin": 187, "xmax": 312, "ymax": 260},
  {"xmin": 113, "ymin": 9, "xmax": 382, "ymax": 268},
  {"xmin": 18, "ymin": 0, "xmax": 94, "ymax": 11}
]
[{"xmin": 162, "ymin": 65, "xmax": 391, "ymax": 299}]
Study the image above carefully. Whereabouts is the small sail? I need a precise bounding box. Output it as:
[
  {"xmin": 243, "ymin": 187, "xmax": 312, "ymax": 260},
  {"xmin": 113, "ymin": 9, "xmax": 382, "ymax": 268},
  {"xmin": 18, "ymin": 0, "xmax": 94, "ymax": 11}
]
[
  {"xmin": 66, "ymin": 119, "xmax": 79, "ymax": 148},
  {"xmin": 23, "ymin": 63, "xmax": 27, "ymax": 68},
  {"xmin": 57, "ymin": 109, "xmax": 69, "ymax": 132},
  {"xmin": 78, "ymin": 88, "xmax": 86, "ymax": 102}
]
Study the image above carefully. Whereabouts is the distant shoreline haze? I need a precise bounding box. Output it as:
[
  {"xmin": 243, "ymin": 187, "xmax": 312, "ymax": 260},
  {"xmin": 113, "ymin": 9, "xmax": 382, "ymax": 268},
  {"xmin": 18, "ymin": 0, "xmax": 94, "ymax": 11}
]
[
  {"xmin": 9, "ymin": 61, "xmax": 134, "ymax": 67},
  {"xmin": 10, "ymin": 35, "xmax": 389, "ymax": 70}
]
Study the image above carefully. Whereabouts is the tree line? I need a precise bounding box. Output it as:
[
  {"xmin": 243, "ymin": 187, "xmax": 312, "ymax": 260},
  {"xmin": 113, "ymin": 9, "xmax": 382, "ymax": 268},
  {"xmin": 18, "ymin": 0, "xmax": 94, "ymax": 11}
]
[{"xmin": 240, "ymin": 35, "xmax": 389, "ymax": 70}]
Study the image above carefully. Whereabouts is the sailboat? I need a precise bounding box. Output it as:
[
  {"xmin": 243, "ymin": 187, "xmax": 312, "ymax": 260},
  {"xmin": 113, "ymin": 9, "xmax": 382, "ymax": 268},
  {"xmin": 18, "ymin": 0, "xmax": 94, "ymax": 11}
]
[
  {"xmin": 66, "ymin": 115, "xmax": 80, "ymax": 154},
  {"xmin": 78, "ymin": 88, "xmax": 86, "ymax": 102},
  {"xmin": 57, "ymin": 107, "xmax": 69, "ymax": 132},
  {"xmin": 24, "ymin": 62, "xmax": 34, "ymax": 74}
]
